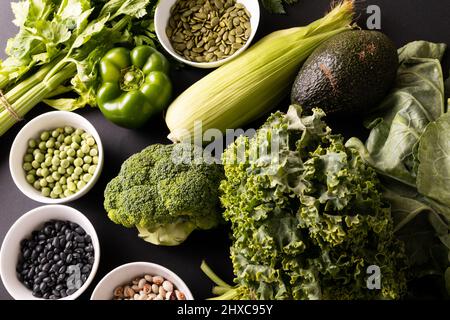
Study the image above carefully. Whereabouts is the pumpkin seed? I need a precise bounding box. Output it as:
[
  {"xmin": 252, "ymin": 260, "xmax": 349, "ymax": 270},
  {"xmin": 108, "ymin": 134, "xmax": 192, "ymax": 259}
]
[{"xmin": 167, "ymin": 0, "xmax": 251, "ymax": 63}]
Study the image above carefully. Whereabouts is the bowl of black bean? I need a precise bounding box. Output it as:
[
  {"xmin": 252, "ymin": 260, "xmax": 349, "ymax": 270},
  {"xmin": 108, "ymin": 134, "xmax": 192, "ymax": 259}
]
[{"xmin": 0, "ymin": 205, "xmax": 100, "ymax": 300}]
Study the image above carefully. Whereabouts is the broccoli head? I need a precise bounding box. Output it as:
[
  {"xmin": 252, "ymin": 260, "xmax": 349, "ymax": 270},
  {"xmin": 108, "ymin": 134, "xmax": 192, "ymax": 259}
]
[{"xmin": 104, "ymin": 143, "xmax": 224, "ymax": 246}]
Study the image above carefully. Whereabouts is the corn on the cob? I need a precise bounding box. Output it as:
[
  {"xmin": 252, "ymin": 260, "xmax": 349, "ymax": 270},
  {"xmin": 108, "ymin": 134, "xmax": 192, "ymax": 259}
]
[{"xmin": 165, "ymin": 0, "xmax": 354, "ymax": 143}]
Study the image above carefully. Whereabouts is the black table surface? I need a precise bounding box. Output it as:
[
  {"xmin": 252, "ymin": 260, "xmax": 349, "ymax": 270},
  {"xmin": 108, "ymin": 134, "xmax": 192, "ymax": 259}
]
[{"xmin": 0, "ymin": 0, "xmax": 449, "ymax": 300}]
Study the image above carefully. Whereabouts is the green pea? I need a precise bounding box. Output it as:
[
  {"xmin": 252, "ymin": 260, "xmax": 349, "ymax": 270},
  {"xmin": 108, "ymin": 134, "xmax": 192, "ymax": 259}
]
[
  {"xmin": 82, "ymin": 163, "xmax": 90, "ymax": 172},
  {"xmin": 50, "ymin": 191, "xmax": 58, "ymax": 199},
  {"xmin": 58, "ymin": 167, "xmax": 66, "ymax": 175},
  {"xmin": 81, "ymin": 144, "xmax": 90, "ymax": 154},
  {"xmin": 66, "ymin": 166, "xmax": 75, "ymax": 175},
  {"xmin": 74, "ymin": 167, "xmax": 83, "ymax": 176},
  {"xmin": 81, "ymin": 132, "xmax": 88, "ymax": 139},
  {"xmin": 48, "ymin": 183, "xmax": 55, "ymax": 189},
  {"xmin": 75, "ymin": 128, "xmax": 84, "ymax": 136},
  {"xmin": 60, "ymin": 159, "xmax": 70, "ymax": 169},
  {"xmin": 59, "ymin": 151, "xmax": 67, "ymax": 159},
  {"xmin": 57, "ymin": 134, "xmax": 65, "ymax": 143},
  {"xmin": 89, "ymin": 149, "xmax": 98, "ymax": 157},
  {"xmin": 59, "ymin": 177, "xmax": 67, "ymax": 185},
  {"xmin": 72, "ymin": 135, "xmax": 82, "ymax": 144},
  {"xmin": 67, "ymin": 149, "xmax": 76, "ymax": 157},
  {"xmin": 39, "ymin": 178, "xmax": 48, "ymax": 187},
  {"xmin": 40, "ymin": 168, "xmax": 49, "ymax": 177},
  {"xmin": 23, "ymin": 162, "xmax": 32, "ymax": 171},
  {"xmin": 23, "ymin": 154, "xmax": 33, "ymax": 163},
  {"xmin": 67, "ymin": 156, "xmax": 75, "ymax": 164},
  {"xmin": 36, "ymin": 168, "xmax": 42, "ymax": 177},
  {"xmin": 53, "ymin": 186, "xmax": 62, "ymax": 195},
  {"xmin": 35, "ymin": 153, "xmax": 45, "ymax": 163},
  {"xmin": 51, "ymin": 165, "xmax": 58, "ymax": 171},
  {"xmin": 93, "ymin": 156, "xmax": 99, "ymax": 165},
  {"xmin": 86, "ymin": 137, "xmax": 96, "ymax": 146},
  {"xmin": 38, "ymin": 141, "xmax": 46, "ymax": 150},
  {"xmin": 71, "ymin": 142, "xmax": 80, "ymax": 150},
  {"xmin": 77, "ymin": 180, "xmax": 86, "ymax": 190},
  {"xmin": 28, "ymin": 139, "xmax": 37, "ymax": 148},
  {"xmin": 47, "ymin": 148, "xmax": 54, "ymax": 155},
  {"xmin": 40, "ymin": 131, "xmax": 50, "ymax": 141},
  {"xmin": 65, "ymin": 126, "xmax": 74, "ymax": 134},
  {"xmin": 29, "ymin": 169, "xmax": 36, "ymax": 176},
  {"xmin": 55, "ymin": 142, "xmax": 61, "ymax": 149},
  {"xmin": 33, "ymin": 181, "xmax": 41, "ymax": 190},
  {"xmin": 41, "ymin": 187, "xmax": 51, "ymax": 197},
  {"xmin": 51, "ymin": 130, "xmax": 59, "ymax": 138},
  {"xmin": 27, "ymin": 148, "xmax": 34, "ymax": 154},
  {"xmin": 52, "ymin": 172, "xmax": 60, "ymax": 180},
  {"xmin": 76, "ymin": 149, "xmax": 85, "ymax": 158},
  {"xmin": 45, "ymin": 176, "xmax": 54, "ymax": 183},
  {"xmin": 52, "ymin": 157, "xmax": 60, "ymax": 166},
  {"xmin": 26, "ymin": 174, "xmax": 35, "ymax": 184},
  {"xmin": 40, "ymin": 162, "xmax": 47, "ymax": 169},
  {"xmin": 64, "ymin": 190, "xmax": 74, "ymax": 197},
  {"xmin": 32, "ymin": 161, "xmax": 40, "ymax": 169},
  {"xmin": 45, "ymin": 139, "xmax": 54, "ymax": 148},
  {"xmin": 71, "ymin": 173, "xmax": 79, "ymax": 181},
  {"xmin": 33, "ymin": 149, "xmax": 42, "ymax": 156},
  {"xmin": 68, "ymin": 182, "xmax": 76, "ymax": 191},
  {"xmin": 44, "ymin": 157, "xmax": 52, "ymax": 167},
  {"xmin": 82, "ymin": 174, "xmax": 92, "ymax": 183},
  {"xmin": 54, "ymin": 150, "xmax": 60, "ymax": 156},
  {"xmin": 88, "ymin": 165, "xmax": 97, "ymax": 175},
  {"xmin": 83, "ymin": 155, "xmax": 92, "ymax": 164},
  {"xmin": 74, "ymin": 158, "xmax": 83, "ymax": 167}
]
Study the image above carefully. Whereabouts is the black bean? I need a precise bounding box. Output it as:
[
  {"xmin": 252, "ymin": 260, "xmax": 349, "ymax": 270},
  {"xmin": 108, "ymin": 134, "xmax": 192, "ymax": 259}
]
[
  {"xmin": 32, "ymin": 251, "xmax": 39, "ymax": 260},
  {"xmin": 55, "ymin": 221, "xmax": 62, "ymax": 231},
  {"xmin": 59, "ymin": 237, "xmax": 66, "ymax": 248},
  {"xmin": 76, "ymin": 242, "xmax": 85, "ymax": 249},
  {"xmin": 84, "ymin": 235, "xmax": 92, "ymax": 243},
  {"xmin": 52, "ymin": 289, "xmax": 61, "ymax": 297},
  {"xmin": 44, "ymin": 226, "xmax": 53, "ymax": 236},
  {"xmin": 23, "ymin": 249, "xmax": 31, "ymax": 259},
  {"xmin": 75, "ymin": 227, "xmax": 85, "ymax": 235},
  {"xmin": 23, "ymin": 280, "xmax": 32, "ymax": 289},
  {"xmin": 37, "ymin": 271, "xmax": 47, "ymax": 278},
  {"xmin": 43, "ymin": 292, "xmax": 50, "ymax": 299},
  {"xmin": 46, "ymin": 251, "xmax": 53, "ymax": 260},
  {"xmin": 27, "ymin": 268, "xmax": 35, "ymax": 279},
  {"xmin": 57, "ymin": 273, "xmax": 65, "ymax": 281},
  {"xmin": 85, "ymin": 245, "xmax": 93, "ymax": 253},
  {"xmin": 88, "ymin": 257, "xmax": 95, "ymax": 265},
  {"xmin": 32, "ymin": 291, "xmax": 42, "ymax": 298},
  {"xmin": 58, "ymin": 266, "xmax": 66, "ymax": 274},
  {"xmin": 39, "ymin": 282, "xmax": 47, "ymax": 292},
  {"xmin": 60, "ymin": 290, "xmax": 67, "ymax": 298},
  {"xmin": 60, "ymin": 252, "xmax": 66, "ymax": 261},
  {"xmin": 81, "ymin": 274, "xmax": 87, "ymax": 282},
  {"xmin": 81, "ymin": 265, "xmax": 90, "ymax": 274},
  {"xmin": 53, "ymin": 254, "xmax": 60, "ymax": 262},
  {"xmin": 69, "ymin": 222, "xmax": 79, "ymax": 230},
  {"xmin": 20, "ymin": 268, "xmax": 28, "ymax": 276},
  {"xmin": 42, "ymin": 263, "xmax": 51, "ymax": 272},
  {"xmin": 34, "ymin": 276, "xmax": 42, "ymax": 285},
  {"xmin": 50, "ymin": 264, "xmax": 59, "ymax": 273},
  {"xmin": 66, "ymin": 288, "xmax": 77, "ymax": 296},
  {"xmin": 42, "ymin": 277, "xmax": 51, "ymax": 283},
  {"xmin": 66, "ymin": 254, "xmax": 73, "ymax": 264},
  {"xmin": 45, "ymin": 243, "xmax": 52, "ymax": 250},
  {"xmin": 56, "ymin": 260, "xmax": 64, "ymax": 267},
  {"xmin": 65, "ymin": 241, "xmax": 73, "ymax": 250},
  {"xmin": 52, "ymin": 237, "xmax": 60, "ymax": 248},
  {"xmin": 38, "ymin": 233, "xmax": 46, "ymax": 241},
  {"xmin": 20, "ymin": 239, "xmax": 28, "ymax": 248},
  {"xmin": 75, "ymin": 235, "xmax": 84, "ymax": 243}
]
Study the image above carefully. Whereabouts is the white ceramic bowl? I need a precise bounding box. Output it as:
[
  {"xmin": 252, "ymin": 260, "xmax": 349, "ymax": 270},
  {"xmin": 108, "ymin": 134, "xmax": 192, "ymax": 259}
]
[
  {"xmin": 10, "ymin": 111, "xmax": 104, "ymax": 204},
  {"xmin": 155, "ymin": 0, "xmax": 260, "ymax": 68},
  {"xmin": 0, "ymin": 205, "xmax": 100, "ymax": 300},
  {"xmin": 91, "ymin": 262, "xmax": 194, "ymax": 300}
]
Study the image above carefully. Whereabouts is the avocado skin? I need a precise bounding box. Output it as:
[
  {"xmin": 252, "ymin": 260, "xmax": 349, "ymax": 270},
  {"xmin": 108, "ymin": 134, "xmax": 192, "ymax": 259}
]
[{"xmin": 291, "ymin": 30, "xmax": 398, "ymax": 115}]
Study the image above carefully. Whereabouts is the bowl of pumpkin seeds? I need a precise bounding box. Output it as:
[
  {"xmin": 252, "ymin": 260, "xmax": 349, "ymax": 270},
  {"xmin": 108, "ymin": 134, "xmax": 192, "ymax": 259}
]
[{"xmin": 155, "ymin": 0, "xmax": 260, "ymax": 68}]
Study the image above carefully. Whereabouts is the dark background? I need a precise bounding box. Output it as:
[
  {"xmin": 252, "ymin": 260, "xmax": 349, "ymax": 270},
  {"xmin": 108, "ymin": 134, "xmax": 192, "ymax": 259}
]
[{"xmin": 0, "ymin": 0, "xmax": 449, "ymax": 300}]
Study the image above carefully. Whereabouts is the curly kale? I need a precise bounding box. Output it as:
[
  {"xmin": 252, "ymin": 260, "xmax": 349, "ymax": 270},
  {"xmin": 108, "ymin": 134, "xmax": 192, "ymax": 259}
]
[
  {"xmin": 104, "ymin": 143, "xmax": 224, "ymax": 246},
  {"xmin": 207, "ymin": 105, "xmax": 407, "ymax": 299}
]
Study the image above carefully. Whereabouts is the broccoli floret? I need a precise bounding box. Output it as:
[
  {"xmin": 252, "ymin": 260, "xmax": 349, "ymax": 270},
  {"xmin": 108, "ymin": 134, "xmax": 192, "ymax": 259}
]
[{"xmin": 104, "ymin": 143, "xmax": 224, "ymax": 246}]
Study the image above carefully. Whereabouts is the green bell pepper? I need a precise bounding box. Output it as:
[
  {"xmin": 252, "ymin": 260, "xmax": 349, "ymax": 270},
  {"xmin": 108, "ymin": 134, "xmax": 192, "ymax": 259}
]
[{"xmin": 97, "ymin": 46, "xmax": 172, "ymax": 128}]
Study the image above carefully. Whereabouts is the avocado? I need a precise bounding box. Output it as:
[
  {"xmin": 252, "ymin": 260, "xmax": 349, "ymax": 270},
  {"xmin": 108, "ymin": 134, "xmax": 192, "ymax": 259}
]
[{"xmin": 291, "ymin": 30, "xmax": 398, "ymax": 115}]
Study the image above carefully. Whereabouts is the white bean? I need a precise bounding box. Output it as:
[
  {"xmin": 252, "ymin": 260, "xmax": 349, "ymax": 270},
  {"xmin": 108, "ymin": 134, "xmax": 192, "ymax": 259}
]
[{"xmin": 162, "ymin": 280, "xmax": 173, "ymax": 292}]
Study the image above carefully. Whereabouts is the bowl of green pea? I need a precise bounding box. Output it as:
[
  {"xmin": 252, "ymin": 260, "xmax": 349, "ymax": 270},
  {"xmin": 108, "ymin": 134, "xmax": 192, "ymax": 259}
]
[{"xmin": 9, "ymin": 111, "xmax": 104, "ymax": 204}]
